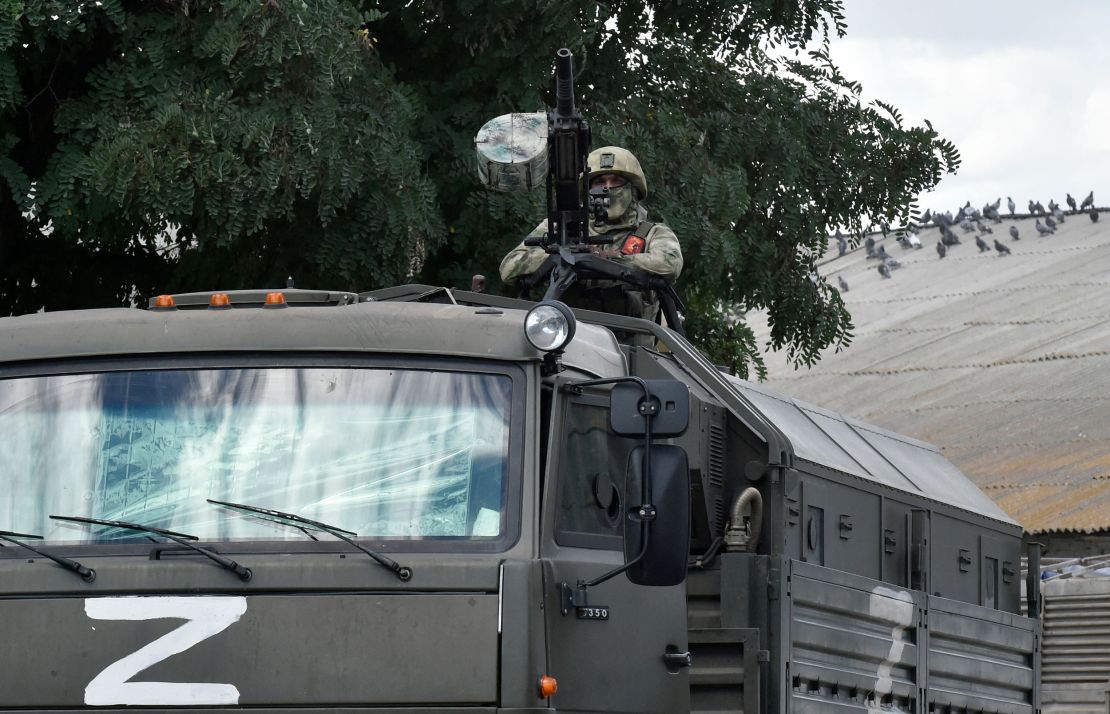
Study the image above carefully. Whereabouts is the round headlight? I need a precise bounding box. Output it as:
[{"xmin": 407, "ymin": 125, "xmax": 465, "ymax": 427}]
[{"xmin": 525, "ymin": 301, "xmax": 576, "ymax": 352}]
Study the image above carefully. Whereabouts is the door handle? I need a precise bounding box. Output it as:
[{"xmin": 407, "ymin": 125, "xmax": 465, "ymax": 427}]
[{"xmin": 662, "ymin": 646, "xmax": 692, "ymax": 672}]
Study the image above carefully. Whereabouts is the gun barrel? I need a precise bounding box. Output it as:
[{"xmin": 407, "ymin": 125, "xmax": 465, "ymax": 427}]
[{"xmin": 555, "ymin": 48, "xmax": 575, "ymax": 117}]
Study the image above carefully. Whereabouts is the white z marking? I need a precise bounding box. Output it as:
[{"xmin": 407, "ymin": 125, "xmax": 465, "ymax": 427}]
[
  {"xmin": 867, "ymin": 585, "xmax": 914, "ymax": 714},
  {"xmin": 84, "ymin": 596, "xmax": 247, "ymax": 706}
]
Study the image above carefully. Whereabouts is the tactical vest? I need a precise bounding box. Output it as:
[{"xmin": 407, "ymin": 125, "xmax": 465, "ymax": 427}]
[{"xmin": 562, "ymin": 221, "xmax": 659, "ymax": 322}]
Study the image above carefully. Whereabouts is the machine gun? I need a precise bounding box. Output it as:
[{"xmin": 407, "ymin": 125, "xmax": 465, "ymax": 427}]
[
  {"xmin": 475, "ymin": 48, "xmax": 685, "ymax": 335},
  {"xmin": 533, "ymin": 48, "xmax": 595, "ymax": 253}
]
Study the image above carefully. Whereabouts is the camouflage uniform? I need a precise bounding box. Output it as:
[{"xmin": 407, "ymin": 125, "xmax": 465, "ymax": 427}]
[{"xmin": 499, "ymin": 146, "xmax": 683, "ymax": 323}]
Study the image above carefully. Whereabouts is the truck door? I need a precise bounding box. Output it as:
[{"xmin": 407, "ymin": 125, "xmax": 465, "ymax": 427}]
[{"xmin": 541, "ymin": 388, "xmax": 690, "ymax": 713}]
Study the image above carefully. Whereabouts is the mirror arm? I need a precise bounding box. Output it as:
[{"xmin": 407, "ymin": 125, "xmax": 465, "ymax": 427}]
[
  {"xmin": 560, "ymin": 527, "xmax": 654, "ymax": 615},
  {"xmin": 563, "ymin": 375, "xmax": 650, "ymax": 399},
  {"xmin": 560, "ymin": 375, "xmax": 657, "ymax": 615}
]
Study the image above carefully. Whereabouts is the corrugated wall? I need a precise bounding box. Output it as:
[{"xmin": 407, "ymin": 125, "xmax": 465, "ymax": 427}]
[{"xmin": 1041, "ymin": 577, "xmax": 1110, "ymax": 712}]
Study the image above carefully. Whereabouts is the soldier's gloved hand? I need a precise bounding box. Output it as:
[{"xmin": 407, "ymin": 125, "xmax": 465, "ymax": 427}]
[{"xmin": 590, "ymin": 245, "xmax": 621, "ymax": 260}]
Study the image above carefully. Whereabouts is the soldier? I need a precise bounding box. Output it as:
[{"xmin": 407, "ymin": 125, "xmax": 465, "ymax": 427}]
[{"xmin": 499, "ymin": 146, "xmax": 683, "ymax": 324}]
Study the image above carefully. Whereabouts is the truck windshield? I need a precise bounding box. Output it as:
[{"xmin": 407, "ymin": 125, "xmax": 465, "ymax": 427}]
[{"xmin": 0, "ymin": 367, "xmax": 512, "ymax": 545}]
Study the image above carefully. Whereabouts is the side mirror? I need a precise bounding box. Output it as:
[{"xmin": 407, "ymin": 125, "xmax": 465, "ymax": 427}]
[{"xmin": 624, "ymin": 444, "xmax": 690, "ymax": 586}]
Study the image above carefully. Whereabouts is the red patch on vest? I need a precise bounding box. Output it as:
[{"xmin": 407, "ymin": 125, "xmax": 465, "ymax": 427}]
[{"xmin": 621, "ymin": 235, "xmax": 646, "ymax": 255}]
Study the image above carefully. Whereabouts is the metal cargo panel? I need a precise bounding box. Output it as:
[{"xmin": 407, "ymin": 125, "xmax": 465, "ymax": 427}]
[
  {"xmin": 730, "ymin": 384, "xmax": 865, "ymax": 479},
  {"xmin": 925, "ymin": 595, "xmax": 1037, "ymax": 713},
  {"xmin": 788, "ymin": 561, "xmax": 919, "ymax": 713},
  {"xmin": 785, "ymin": 560, "xmax": 1038, "ymax": 714},
  {"xmin": 727, "ymin": 379, "xmax": 1018, "ymax": 527},
  {"xmin": 798, "ymin": 407, "xmax": 921, "ymax": 493},
  {"xmin": 851, "ymin": 425, "xmax": 1012, "ymax": 522}
]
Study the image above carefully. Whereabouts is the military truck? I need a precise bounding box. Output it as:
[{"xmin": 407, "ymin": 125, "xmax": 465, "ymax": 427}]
[{"xmin": 0, "ymin": 283, "xmax": 1039, "ymax": 712}]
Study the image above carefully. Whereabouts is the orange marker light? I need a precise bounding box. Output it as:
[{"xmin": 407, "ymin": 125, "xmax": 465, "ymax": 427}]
[
  {"xmin": 152, "ymin": 294, "xmax": 176, "ymax": 309},
  {"xmin": 209, "ymin": 293, "xmax": 231, "ymax": 308},
  {"xmin": 538, "ymin": 675, "xmax": 558, "ymax": 698},
  {"xmin": 264, "ymin": 292, "xmax": 287, "ymax": 307}
]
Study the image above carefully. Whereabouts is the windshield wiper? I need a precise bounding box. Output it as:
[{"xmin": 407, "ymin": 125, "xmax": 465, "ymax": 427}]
[
  {"xmin": 206, "ymin": 498, "xmax": 412, "ymax": 582},
  {"xmin": 0, "ymin": 529, "xmax": 96, "ymax": 582},
  {"xmin": 49, "ymin": 515, "xmax": 252, "ymax": 582}
]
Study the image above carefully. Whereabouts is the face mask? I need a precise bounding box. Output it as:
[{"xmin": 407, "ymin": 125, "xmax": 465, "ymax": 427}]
[{"xmin": 605, "ymin": 183, "xmax": 634, "ymax": 222}]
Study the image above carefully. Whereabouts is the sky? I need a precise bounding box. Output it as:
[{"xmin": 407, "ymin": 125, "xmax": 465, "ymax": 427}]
[{"xmin": 827, "ymin": 0, "xmax": 1110, "ymax": 215}]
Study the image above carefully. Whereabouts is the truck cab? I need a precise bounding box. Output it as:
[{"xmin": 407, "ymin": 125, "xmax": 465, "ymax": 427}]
[{"xmin": 0, "ymin": 284, "xmax": 1039, "ymax": 713}]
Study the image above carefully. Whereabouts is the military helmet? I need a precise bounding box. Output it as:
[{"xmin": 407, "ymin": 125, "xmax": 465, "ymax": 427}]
[{"xmin": 588, "ymin": 146, "xmax": 648, "ymax": 200}]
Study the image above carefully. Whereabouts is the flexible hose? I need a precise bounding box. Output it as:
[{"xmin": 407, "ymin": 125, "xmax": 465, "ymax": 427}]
[{"xmin": 730, "ymin": 487, "xmax": 763, "ymax": 551}]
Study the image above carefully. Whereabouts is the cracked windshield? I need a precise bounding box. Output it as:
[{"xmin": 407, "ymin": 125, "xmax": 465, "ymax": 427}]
[{"xmin": 0, "ymin": 367, "xmax": 512, "ymax": 544}]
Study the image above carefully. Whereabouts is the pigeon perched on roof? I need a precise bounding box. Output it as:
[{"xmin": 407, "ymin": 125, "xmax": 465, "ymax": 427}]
[
  {"xmin": 985, "ymin": 206, "xmax": 1002, "ymax": 223},
  {"xmin": 978, "ymin": 222, "xmax": 994, "ymax": 234},
  {"xmin": 837, "ymin": 275, "xmax": 849, "ymax": 292},
  {"xmin": 906, "ymin": 233, "xmax": 921, "ymax": 248},
  {"xmin": 941, "ymin": 226, "xmax": 961, "ymax": 246},
  {"xmin": 1028, "ymin": 200, "xmax": 1036, "ymax": 214},
  {"xmin": 884, "ymin": 255, "xmax": 902, "ymax": 270},
  {"xmin": 1053, "ymin": 207, "xmax": 1066, "ymax": 224},
  {"xmin": 1009, "ymin": 225, "xmax": 1020, "ymax": 241},
  {"xmin": 1048, "ymin": 199, "xmax": 1059, "ymax": 213},
  {"xmin": 836, "ymin": 230, "xmax": 847, "ymax": 256},
  {"xmin": 876, "ymin": 244, "xmax": 891, "ymax": 262},
  {"xmin": 881, "ymin": 220, "xmax": 890, "ymax": 236},
  {"xmin": 865, "ymin": 236, "xmax": 877, "ymax": 259},
  {"xmin": 936, "ymin": 241, "xmax": 947, "ymax": 258},
  {"xmin": 991, "ymin": 197, "xmax": 1002, "ymax": 211},
  {"xmin": 921, "ymin": 209, "xmax": 933, "ymax": 225},
  {"xmin": 1092, "ymin": 210, "xmax": 1100, "ymax": 223},
  {"xmin": 1033, "ymin": 201, "xmax": 1046, "ymax": 215},
  {"xmin": 960, "ymin": 219, "xmax": 976, "ymax": 233},
  {"xmin": 878, "ymin": 262, "xmax": 892, "ymax": 279},
  {"xmin": 1045, "ymin": 215, "xmax": 1057, "ymax": 230},
  {"xmin": 1081, "ymin": 191, "xmax": 1095, "ymax": 210},
  {"xmin": 975, "ymin": 235, "xmax": 991, "ymax": 252},
  {"xmin": 1036, "ymin": 219, "xmax": 1054, "ymax": 236},
  {"xmin": 1067, "ymin": 193, "xmax": 1077, "ymax": 211},
  {"xmin": 1007, "ymin": 197, "xmax": 1016, "ymax": 216},
  {"xmin": 994, "ymin": 240, "xmax": 1011, "ymax": 255}
]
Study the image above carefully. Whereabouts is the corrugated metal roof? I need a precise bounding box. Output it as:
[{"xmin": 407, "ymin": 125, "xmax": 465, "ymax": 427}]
[{"xmin": 750, "ymin": 210, "xmax": 1110, "ymax": 534}]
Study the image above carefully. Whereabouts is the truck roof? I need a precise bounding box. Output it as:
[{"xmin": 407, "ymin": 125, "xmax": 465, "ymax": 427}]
[{"xmin": 0, "ymin": 298, "xmax": 626, "ymax": 378}]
